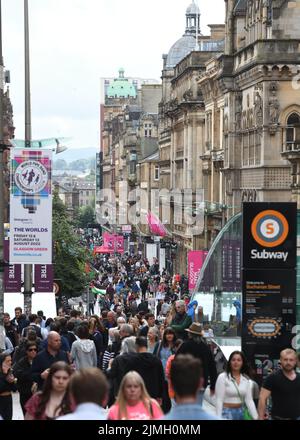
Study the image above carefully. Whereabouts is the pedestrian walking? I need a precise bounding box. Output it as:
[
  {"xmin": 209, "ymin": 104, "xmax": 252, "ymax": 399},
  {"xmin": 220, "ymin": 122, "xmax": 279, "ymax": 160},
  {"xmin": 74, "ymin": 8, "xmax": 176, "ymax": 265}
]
[
  {"xmin": 70, "ymin": 324, "xmax": 97, "ymax": 370},
  {"xmin": 176, "ymin": 322, "xmax": 217, "ymax": 406},
  {"xmin": 57, "ymin": 368, "xmax": 108, "ymax": 420},
  {"xmin": 215, "ymin": 350, "xmax": 258, "ymax": 420},
  {"xmin": 13, "ymin": 342, "xmax": 38, "ymax": 415},
  {"xmin": 164, "ymin": 354, "xmax": 219, "ymax": 420},
  {"xmin": 107, "ymin": 371, "xmax": 163, "ymax": 420},
  {"xmin": 258, "ymin": 349, "xmax": 300, "ymax": 420},
  {"xmin": 25, "ymin": 361, "xmax": 74, "ymax": 420},
  {"xmin": 0, "ymin": 353, "xmax": 17, "ymax": 420}
]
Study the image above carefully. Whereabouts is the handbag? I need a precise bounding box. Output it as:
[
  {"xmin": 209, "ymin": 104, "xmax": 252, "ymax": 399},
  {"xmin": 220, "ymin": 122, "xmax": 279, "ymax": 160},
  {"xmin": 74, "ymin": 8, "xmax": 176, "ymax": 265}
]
[
  {"xmin": 242, "ymin": 406, "xmax": 253, "ymax": 420},
  {"xmin": 232, "ymin": 378, "xmax": 253, "ymax": 421}
]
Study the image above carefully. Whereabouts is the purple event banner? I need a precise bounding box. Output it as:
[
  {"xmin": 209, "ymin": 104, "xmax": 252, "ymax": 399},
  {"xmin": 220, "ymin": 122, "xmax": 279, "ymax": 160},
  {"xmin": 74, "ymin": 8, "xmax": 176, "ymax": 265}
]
[
  {"xmin": 4, "ymin": 240, "xmax": 22, "ymax": 293},
  {"xmin": 34, "ymin": 265, "xmax": 53, "ymax": 292}
]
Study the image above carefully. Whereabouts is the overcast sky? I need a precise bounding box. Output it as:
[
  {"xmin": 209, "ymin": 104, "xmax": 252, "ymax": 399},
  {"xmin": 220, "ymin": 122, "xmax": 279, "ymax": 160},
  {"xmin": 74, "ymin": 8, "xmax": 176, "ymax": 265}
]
[{"xmin": 2, "ymin": 0, "xmax": 225, "ymax": 150}]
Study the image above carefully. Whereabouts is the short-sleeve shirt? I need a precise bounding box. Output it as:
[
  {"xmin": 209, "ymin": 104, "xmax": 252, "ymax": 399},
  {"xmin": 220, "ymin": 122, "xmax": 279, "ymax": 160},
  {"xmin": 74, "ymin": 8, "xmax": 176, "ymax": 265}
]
[
  {"xmin": 108, "ymin": 400, "xmax": 163, "ymax": 420},
  {"xmin": 263, "ymin": 370, "xmax": 300, "ymax": 419}
]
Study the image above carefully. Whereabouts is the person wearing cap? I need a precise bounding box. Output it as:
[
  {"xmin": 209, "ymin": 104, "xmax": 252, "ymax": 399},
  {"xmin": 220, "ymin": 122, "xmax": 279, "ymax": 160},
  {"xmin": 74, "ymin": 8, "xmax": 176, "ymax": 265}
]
[
  {"xmin": 176, "ymin": 322, "xmax": 218, "ymax": 406},
  {"xmin": 170, "ymin": 300, "xmax": 192, "ymax": 340}
]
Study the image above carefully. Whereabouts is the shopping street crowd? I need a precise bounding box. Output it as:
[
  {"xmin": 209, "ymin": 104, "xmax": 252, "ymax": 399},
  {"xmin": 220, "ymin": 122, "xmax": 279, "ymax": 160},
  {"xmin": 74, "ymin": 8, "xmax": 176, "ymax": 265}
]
[{"xmin": 1, "ymin": 250, "xmax": 300, "ymax": 421}]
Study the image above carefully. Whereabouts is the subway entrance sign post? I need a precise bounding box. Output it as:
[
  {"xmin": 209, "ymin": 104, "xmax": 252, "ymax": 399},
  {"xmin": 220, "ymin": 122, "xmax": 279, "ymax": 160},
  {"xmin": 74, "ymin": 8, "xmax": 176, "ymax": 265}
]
[{"xmin": 242, "ymin": 202, "xmax": 297, "ymax": 385}]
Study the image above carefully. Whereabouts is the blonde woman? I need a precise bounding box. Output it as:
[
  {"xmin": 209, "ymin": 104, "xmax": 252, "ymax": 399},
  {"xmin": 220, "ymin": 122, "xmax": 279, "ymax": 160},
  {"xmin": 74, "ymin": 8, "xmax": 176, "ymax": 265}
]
[
  {"xmin": 107, "ymin": 371, "xmax": 163, "ymax": 420},
  {"xmin": 128, "ymin": 316, "xmax": 140, "ymax": 336}
]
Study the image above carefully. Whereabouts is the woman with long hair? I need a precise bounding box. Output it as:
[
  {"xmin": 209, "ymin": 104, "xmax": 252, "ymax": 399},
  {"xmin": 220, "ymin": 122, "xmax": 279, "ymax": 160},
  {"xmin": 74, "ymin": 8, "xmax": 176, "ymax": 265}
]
[
  {"xmin": 88, "ymin": 316, "xmax": 105, "ymax": 367},
  {"xmin": 107, "ymin": 371, "xmax": 163, "ymax": 420},
  {"xmin": 215, "ymin": 351, "xmax": 258, "ymax": 420},
  {"xmin": 153, "ymin": 327, "xmax": 176, "ymax": 372},
  {"xmin": 128, "ymin": 316, "xmax": 140, "ymax": 336},
  {"xmin": 0, "ymin": 353, "xmax": 17, "ymax": 420},
  {"xmin": 24, "ymin": 361, "xmax": 74, "ymax": 420}
]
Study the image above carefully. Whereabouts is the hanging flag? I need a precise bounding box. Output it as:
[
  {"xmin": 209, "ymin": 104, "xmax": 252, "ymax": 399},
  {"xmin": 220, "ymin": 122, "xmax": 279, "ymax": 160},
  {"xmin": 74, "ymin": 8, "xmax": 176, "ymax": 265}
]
[
  {"xmin": 91, "ymin": 287, "xmax": 106, "ymax": 295},
  {"xmin": 146, "ymin": 212, "xmax": 167, "ymax": 237}
]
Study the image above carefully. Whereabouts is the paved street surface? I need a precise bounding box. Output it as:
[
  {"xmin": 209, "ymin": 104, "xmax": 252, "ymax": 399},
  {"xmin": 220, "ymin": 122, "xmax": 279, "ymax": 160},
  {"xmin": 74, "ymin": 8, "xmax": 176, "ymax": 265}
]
[{"xmin": 13, "ymin": 393, "xmax": 24, "ymax": 420}]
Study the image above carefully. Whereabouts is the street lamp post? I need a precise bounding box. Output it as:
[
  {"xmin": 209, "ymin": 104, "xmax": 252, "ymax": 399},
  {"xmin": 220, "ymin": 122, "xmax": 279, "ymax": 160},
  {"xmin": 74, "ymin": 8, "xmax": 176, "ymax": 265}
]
[
  {"xmin": 21, "ymin": 0, "xmax": 68, "ymax": 314},
  {"xmin": 23, "ymin": 0, "xmax": 33, "ymax": 315},
  {"xmin": 0, "ymin": 0, "xmax": 6, "ymax": 350}
]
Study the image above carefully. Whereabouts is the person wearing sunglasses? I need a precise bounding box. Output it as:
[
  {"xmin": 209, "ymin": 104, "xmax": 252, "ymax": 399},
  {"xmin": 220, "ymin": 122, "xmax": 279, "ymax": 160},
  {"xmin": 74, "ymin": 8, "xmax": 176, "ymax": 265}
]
[{"xmin": 13, "ymin": 342, "xmax": 38, "ymax": 415}]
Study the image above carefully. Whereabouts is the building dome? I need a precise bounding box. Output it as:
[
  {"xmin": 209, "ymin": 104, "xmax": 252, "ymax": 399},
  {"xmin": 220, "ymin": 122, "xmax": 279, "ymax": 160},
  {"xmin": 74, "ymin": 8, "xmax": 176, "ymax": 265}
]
[
  {"xmin": 166, "ymin": 34, "xmax": 196, "ymax": 68},
  {"xmin": 106, "ymin": 69, "xmax": 137, "ymax": 99},
  {"xmin": 186, "ymin": 1, "xmax": 200, "ymax": 15}
]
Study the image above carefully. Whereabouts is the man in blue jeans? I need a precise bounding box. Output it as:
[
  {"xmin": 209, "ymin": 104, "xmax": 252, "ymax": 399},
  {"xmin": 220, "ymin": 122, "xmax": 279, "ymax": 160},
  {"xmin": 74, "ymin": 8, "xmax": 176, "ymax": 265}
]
[{"xmin": 164, "ymin": 354, "xmax": 220, "ymax": 420}]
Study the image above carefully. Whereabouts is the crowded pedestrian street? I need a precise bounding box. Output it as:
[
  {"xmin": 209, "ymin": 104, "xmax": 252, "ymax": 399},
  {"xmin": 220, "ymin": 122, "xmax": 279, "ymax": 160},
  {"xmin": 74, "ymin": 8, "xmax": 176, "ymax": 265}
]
[{"xmin": 1, "ymin": 0, "xmax": 300, "ymax": 428}]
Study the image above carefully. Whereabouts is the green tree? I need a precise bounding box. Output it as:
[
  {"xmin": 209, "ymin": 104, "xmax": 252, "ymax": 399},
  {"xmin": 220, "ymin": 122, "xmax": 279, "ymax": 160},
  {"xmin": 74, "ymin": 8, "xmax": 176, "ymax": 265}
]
[
  {"xmin": 53, "ymin": 190, "xmax": 90, "ymax": 298},
  {"xmin": 75, "ymin": 205, "xmax": 96, "ymax": 229}
]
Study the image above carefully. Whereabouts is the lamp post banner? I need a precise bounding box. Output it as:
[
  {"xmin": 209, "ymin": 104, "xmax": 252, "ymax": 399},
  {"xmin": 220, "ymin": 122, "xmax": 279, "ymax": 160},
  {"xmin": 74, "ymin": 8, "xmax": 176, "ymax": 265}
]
[
  {"xmin": 9, "ymin": 149, "xmax": 52, "ymax": 264},
  {"xmin": 4, "ymin": 239, "xmax": 22, "ymax": 293},
  {"xmin": 34, "ymin": 265, "xmax": 53, "ymax": 293}
]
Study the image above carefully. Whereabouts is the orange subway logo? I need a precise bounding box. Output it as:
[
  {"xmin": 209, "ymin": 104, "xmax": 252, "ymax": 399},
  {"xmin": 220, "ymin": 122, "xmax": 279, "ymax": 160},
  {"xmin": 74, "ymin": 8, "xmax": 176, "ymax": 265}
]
[{"xmin": 251, "ymin": 210, "xmax": 289, "ymax": 248}]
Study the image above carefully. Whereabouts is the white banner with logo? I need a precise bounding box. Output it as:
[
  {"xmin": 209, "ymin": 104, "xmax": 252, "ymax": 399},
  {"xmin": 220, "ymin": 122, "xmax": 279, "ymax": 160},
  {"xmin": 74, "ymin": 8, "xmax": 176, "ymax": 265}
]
[{"xmin": 9, "ymin": 149, "xmax": 52, "ymax": 264}]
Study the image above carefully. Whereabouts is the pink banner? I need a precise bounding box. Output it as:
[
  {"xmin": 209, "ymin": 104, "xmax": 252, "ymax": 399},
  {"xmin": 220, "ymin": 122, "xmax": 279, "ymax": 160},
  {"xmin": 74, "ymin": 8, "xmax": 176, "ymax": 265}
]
[
  {"xmin": 188, "ymin": 250, "xmax": 208, "ymax": 292},
  {"xmin": 34, "ymin": 265, "xmax": 53, "ymax": 292},
  {"xmin": 103, "ymin": 232, "xmax": 114, "ymax": 250},
  {"xmin": 115, "ymin": 236, "xmax": 124, "ymax": 253},
  {"xmin": 102, "ymin": 233, "xmax": 124, "ymax": 254},
  {"xmin": 4, "ymin": 240, "xmax": 22, "ymax": 293}
]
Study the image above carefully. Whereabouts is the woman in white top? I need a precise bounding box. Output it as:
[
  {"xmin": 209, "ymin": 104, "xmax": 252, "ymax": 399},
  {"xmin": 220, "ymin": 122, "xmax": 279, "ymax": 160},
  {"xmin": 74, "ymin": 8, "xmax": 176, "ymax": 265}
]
[{"xmin": 215, "ymin": 351, "xmax": 258, "ymax": 420}]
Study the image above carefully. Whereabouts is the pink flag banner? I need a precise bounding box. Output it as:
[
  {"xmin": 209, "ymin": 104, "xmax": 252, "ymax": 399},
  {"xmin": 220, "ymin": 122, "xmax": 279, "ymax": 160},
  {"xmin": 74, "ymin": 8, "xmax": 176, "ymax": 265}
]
[
  {"xmin": 115, "ymin": 236, "xmax": 124, "ymax": 253},
  {"xmin": 4, "ymin": 240, "xmax": 22, "ymax": 293},
  {"xmin": 103, "ymin": 232, "xmax": 114, "ymax": 250},
  {"xmin": 188, "ymin": 250, "xmax": 208, "ymax": 292},
  {"xmin": 146, "ymin": 212, "xmax": 167, "ymax": 237},
  {"xmin": 101, "ymin": 233, "xmax": 124, "ymax": 254}
]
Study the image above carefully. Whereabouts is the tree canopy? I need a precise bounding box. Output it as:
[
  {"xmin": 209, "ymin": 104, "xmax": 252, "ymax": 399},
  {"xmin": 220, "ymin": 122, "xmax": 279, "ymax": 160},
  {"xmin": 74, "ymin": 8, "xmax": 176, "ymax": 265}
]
[
  {"xmin": 74, "ymin": 205, "xmax": 96, "ymax": 229},
  {"xmin": 53, "ymin": 190, "xmax": 90, "ymax": 298}
]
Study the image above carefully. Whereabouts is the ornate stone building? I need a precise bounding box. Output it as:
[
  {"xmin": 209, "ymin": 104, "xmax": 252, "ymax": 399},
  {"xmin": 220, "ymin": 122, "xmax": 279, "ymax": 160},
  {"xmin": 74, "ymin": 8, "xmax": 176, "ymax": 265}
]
[
  {"xmin": 158, "ymin": 1, "xmax": 225, "ymax": 273},
  {"xmin": 159, "ymin": 0, "xmax": 300, "ymax": 273},
  {"xmin": 217, "ymin": 0, "xmax": 300, "ymax": 216},
  {"xmin": 99, "ymin": 69, "xmax": 161, "ymax": 239}
]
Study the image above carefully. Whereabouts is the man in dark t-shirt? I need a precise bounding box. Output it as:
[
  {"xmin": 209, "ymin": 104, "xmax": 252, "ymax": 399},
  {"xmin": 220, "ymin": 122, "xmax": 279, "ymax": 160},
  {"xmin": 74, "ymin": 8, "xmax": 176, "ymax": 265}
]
[{"xmin": 258, "ymin": 348, "xmax": 300, "ymax": 420}]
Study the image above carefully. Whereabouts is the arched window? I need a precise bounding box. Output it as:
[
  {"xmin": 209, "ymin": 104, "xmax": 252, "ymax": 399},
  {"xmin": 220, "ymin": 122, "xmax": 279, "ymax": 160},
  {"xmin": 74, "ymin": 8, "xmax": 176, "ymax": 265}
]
[{"xmin": 286, "ymin": 113, "xmax": 300, "ymax": 150}]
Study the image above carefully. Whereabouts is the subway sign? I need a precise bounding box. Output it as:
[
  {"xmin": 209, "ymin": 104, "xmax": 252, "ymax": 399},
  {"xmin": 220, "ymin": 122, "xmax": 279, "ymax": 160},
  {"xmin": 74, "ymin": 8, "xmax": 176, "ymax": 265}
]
[
  {"xmin": 242, "ymin": 202, "xmax": 297, "ymax": 385},
  {"xmin": 243, "ymin": 203, "xmax": 297, "ymax": 269}
]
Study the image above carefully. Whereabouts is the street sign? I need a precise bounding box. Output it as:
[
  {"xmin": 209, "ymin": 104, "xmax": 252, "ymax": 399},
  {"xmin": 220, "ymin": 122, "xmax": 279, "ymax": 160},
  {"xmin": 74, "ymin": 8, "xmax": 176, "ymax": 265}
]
[
  {"xmin": 243, "ymin": 202, "xmax": 297, "ymax": 269},
  {"xmin": 242, "ymin": 202, "xmax": 297, "ymax": 385}
]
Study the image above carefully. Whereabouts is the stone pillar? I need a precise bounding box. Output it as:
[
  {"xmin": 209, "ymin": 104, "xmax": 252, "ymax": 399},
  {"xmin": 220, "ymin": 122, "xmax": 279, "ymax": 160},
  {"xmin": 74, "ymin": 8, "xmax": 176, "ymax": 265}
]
[
  {"xmin": 184, "ymin": 120, "xmax": 188, "ymax": 188},
  {"xmin": 171, "ymin": 129, "xmax": 175, "ymax": 189},
  {"xmin": 187, "ymin": 120, "xmax": 193, "ymax": 189}
]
